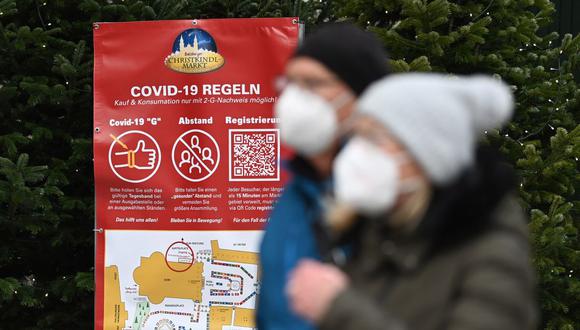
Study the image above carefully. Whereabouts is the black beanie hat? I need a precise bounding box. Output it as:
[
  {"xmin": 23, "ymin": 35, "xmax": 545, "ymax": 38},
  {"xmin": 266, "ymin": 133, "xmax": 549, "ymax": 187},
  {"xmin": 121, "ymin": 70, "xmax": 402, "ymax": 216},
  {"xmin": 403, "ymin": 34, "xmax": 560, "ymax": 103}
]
[{"xmin": 293, "ymin": 23, "xmax": 390, "ymax": 95}]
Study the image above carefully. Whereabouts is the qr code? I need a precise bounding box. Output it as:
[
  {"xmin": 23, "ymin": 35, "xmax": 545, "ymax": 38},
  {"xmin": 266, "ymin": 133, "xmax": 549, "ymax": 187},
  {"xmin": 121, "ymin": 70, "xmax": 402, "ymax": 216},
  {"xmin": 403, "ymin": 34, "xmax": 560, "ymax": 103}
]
[{"xmin": 229, "ymin": 129, "xmax": 280, "ymax": 181}]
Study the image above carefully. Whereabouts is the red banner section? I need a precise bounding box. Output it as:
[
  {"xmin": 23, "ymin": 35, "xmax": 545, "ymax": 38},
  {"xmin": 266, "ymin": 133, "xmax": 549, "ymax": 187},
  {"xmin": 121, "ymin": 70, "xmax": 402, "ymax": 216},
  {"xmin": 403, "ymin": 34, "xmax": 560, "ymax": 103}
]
[{"xmin": 93, "ymin": 18, "xmax": 299, "ymax": 330}]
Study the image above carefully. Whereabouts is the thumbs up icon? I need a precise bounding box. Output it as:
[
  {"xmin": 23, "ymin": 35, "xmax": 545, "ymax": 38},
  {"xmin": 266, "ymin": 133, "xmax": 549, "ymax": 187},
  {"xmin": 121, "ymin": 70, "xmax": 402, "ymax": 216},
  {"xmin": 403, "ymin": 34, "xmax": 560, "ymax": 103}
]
[{"xmin": 114, "ymin": 140, "xmax": 157, "ymax": 170}]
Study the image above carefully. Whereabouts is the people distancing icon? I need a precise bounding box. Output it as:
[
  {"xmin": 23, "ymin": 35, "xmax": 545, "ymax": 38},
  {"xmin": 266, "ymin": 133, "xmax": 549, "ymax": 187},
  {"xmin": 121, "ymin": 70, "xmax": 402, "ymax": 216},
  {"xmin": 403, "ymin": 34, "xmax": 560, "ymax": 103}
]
[
  {"xmin": 172, "ymin": 129, "xmax": 220, "ymax": 182},
  {"xmin": 108, "ymin": 130, "xmax": 161, "ymax": 183},
  {"xmin": 178, "ymin": 135, "xmax": 215, "ymax": 173}
]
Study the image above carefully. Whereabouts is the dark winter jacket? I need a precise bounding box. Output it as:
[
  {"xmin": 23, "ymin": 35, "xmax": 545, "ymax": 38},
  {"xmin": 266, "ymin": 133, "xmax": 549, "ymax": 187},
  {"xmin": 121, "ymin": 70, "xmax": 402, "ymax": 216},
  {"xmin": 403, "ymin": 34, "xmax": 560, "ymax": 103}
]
[
  {"xmin": 318, "ymin": 147, "xmax": 538, "ymax": 330},
  {"xmin": 258, "ymin": 157, "xmax": 328, "ymax": 330}
]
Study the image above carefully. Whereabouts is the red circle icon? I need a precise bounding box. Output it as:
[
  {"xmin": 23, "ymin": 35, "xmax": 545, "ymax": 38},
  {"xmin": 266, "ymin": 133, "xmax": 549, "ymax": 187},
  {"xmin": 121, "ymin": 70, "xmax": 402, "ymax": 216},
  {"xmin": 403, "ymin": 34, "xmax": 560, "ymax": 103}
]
[
  {"xmin": 164, "ymin": 241, "xmax": 195, "ymax": 272},
  {"xmin": 172, "ymin": 129, "xmax": 220, "ymax": 182},
  {"xmin": 108, "ymin": 130, "xmax": 161, "ymax": 183}
]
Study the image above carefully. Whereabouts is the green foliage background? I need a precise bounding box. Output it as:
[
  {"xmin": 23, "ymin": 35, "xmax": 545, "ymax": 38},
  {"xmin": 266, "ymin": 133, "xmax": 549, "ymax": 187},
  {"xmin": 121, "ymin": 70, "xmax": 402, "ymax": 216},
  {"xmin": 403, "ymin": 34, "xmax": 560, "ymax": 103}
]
[{"xmin": 0, "ymin": 0, "xmax": 577, "ymax": 329}]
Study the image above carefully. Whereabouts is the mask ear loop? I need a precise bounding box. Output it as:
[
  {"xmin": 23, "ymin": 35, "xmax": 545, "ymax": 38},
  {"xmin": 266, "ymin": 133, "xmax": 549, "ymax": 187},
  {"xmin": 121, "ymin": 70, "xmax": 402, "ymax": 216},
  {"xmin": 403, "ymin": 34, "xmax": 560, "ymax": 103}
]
[
  {"xmin": 399, "ymin": 177, "xmax": 424, "ymax": 194},
  {"xmin": 337, "ymin": 113, "xmax": 359, "ymax": 137},
  {"xmin": 330, "ymin": 91, "xmax": 354, "ymax": 110},
  {"xmin": 389, "ymin": 153, "xmax": 425, "ymax": 194},
  {"xmin": 332, "ymin": 96, "xmax": 359, "ymax": 149}
]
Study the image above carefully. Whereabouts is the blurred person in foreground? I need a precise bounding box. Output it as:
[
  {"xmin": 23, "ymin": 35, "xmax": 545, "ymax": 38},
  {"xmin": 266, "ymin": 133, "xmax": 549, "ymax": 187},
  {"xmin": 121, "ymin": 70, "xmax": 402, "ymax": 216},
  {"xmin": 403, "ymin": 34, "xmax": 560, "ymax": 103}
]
[
  {"xmin": 286, "ymin": 74, "xmax": 538, "ymax": 330},
  {"xmin": 257, "ymin": 23, "xmax": 390, "ymax": 330}
]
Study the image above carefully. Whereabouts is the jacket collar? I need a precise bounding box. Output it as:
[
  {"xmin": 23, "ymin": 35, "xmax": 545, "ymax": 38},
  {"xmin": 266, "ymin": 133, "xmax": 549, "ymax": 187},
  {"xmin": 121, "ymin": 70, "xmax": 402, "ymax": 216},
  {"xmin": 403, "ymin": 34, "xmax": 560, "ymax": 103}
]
[
  {"xmin": 417, "ymin": 146, "xmax": 516, "ymax": 255},
  {"xmin": 288, "ymin": 155, "xmax": 325, "ymax": 182}
]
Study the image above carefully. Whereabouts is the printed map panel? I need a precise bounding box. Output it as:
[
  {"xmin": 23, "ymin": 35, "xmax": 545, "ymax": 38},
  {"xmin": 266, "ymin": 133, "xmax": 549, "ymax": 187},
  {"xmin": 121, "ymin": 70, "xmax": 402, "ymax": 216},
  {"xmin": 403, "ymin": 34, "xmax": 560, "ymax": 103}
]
[{"xmin": 104, "ymin": 230, "xmax": 262, "ymax": 330}]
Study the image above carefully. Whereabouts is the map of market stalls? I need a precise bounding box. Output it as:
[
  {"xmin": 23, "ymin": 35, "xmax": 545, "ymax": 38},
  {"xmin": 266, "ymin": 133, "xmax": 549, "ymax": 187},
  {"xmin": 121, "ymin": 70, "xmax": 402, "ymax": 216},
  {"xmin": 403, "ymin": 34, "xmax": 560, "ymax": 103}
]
[{"xmin": 104, "ymin": 231, "xmax": 262, "ymax": 330}]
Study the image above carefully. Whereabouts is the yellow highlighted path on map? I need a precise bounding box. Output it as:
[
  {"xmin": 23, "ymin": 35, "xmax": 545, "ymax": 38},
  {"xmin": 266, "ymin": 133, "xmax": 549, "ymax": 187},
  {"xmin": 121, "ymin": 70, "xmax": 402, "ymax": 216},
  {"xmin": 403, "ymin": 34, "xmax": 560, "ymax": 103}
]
[
  {"xmin": 104, "ymin": 265, "xmax": 128, "ymax": 330},
  {"xmin": 234, "ymin": 307, "xmax": 255, "ymax": 327},
  {"xmin": 209, "ymin": 306, "xmax": 233, "ymax": 330},
  {"xmin": 133, "ymin": 252, "xmax": 204, "ymax": 304},
  {"xmin": 211, "ymin": 240, "xmax": 259, "ymax": 265}
]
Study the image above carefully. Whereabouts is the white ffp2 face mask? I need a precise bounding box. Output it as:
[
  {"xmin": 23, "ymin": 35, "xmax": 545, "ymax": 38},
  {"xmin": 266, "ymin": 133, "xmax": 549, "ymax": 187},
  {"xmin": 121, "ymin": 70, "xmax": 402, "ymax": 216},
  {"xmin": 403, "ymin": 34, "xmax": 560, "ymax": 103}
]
[
  {"xmin": 275, "ymin": 84, "xmax": 351, "ymax": 156},
  {"xmin": 333, "ymin": 136, "xmax": 420, "ymax": 216}
]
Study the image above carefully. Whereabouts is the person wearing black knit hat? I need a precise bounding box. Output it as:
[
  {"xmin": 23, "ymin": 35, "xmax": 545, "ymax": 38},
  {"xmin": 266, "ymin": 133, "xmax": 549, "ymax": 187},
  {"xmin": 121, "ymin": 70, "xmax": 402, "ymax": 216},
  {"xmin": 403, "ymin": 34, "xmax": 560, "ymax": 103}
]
[
  {"xmin": 292, "ymin": 23, "xmax": 389, "ymax": 96},
  {"xmin": 257, "ymin": 23, "xmax": 390, "ymax": 330},
  {"xmin": 275, "ymin": 23, "xmax": 390, "ymax": 159}
]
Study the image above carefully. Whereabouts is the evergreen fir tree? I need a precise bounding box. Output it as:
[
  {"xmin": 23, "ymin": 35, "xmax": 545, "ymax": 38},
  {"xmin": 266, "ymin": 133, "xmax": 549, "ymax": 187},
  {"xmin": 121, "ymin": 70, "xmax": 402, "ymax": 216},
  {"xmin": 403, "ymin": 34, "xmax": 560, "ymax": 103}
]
[
  {"xmin": 0, "ymin": 0, "xmax": 577, "ymax": 329},
  {"xmin": 0, "ymin": 0, "xmax": 324, "ymax": 328}
]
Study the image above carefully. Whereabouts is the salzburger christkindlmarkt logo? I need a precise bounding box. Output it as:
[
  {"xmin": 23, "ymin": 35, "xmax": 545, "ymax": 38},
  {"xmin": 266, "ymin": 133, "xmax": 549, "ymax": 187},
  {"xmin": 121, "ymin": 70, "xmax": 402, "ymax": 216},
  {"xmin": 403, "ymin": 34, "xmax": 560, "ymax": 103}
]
[{"xmin": 164, "ymin": 28, "xmax": 225, "ymax": 73}]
